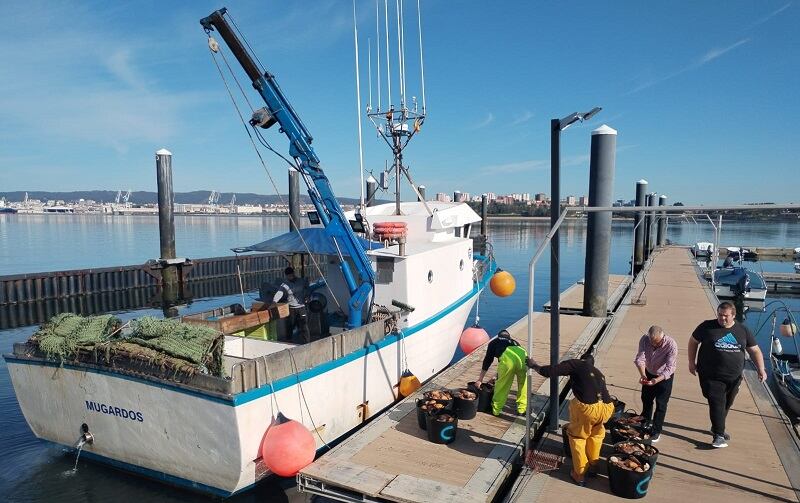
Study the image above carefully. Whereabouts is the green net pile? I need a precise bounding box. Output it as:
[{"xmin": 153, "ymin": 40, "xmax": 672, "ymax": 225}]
[
  {"xmin": 35, "ymin": 313, "xmax": 121, "ymax": 360},
  {"xmin": 31, "ymin": 313, "xmax": 225, "ymax": 378},
  {"xmin": 128, "ymin": 317, "xmax": 224, "ymax": 377}
]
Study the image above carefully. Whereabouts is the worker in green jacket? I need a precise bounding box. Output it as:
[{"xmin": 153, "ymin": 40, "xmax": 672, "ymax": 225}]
[{"xmin": 475, "ymin": 329, "xmax": 528, "ymax": 416}]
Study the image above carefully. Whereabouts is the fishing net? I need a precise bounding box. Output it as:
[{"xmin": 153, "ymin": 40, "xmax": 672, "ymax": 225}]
[
  {"xmin": 31, "ymin": 313, "xmax": 225, "ymax": 379},
  {"xmin": 34, "ymin": 313, "xmax": 121, "ymax": 360},
  {"xmin": 128, "ymin": 317, "xmax": 224, "ymax": 377}
]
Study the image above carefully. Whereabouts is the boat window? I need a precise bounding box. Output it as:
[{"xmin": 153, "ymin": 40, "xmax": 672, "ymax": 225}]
[
  {"xmin": 463, "ymin": 224, "xmax": 471, "ymax": 238},
  {"xmin": 376, "ymin": 257, "xmax": 394, "ymax": 284},
  {"xmin": 459, "ymin": 259, "xmax": 464, "ymax": 271},
  {"xmin": 454, "ymin": 227, "xmax": 461, "ymax": 238},
  {"xmin": 427, "ymin": 270, "xmax": 434, "ymax": 283}
]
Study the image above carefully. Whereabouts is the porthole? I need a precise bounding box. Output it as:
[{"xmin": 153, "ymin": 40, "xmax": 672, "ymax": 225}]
[
  {"xmin": 427, "ymin": 270, "xmax": 434, "ymax": 283},
  {"xmin": 459, "ymin": 259, "xmax": 464, "ymax": 271}
]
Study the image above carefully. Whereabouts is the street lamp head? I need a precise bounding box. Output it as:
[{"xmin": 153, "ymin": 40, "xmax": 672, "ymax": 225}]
[
  {"xmin": 583, "ymin": 107, "xmax": 602, "ymax": 121},
  {"xmin": 557, "ymin": 107, "xmax": 602, "ymax": 131}
]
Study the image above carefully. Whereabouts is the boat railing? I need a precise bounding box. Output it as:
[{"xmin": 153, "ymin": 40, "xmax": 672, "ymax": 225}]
[{"xmin": 229, "ymin": 316, "xmax": 397, "ymax": 394}]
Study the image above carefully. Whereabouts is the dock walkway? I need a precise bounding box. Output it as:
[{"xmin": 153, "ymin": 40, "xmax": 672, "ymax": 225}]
[
  {"xmin": 298, "ymin": 312, "xmax": 608, "ymax": 502},
  {"xmin": 508, "ymin": 247, "xmax": 800, "ymax": 502}
]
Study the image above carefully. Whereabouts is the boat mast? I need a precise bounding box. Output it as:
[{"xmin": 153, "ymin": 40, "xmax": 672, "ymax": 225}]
[{"xmin": 367, "ymin": 0, "xmax": 428, "ymax": 216}]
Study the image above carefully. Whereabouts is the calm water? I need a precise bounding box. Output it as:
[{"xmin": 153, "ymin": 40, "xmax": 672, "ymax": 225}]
[{"xmin": 0, "ymin": 215, "xmax": 798, "ymax": 501}]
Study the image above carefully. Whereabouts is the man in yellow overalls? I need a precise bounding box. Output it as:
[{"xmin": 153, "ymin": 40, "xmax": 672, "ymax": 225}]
[
  {"xmin": 528, "ymin": 353, "xmax": 614, "ymax": 486},
  {"xmin": 475, "ymin": 329, "xmax": 527, "ymax": 416}
]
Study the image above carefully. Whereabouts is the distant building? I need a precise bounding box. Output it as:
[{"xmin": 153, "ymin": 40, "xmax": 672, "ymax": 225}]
[
  {"xmin": 579, "ymin": 195, "xmax": 588, "ymax": 206},
  {"xmin": 486, "ymin": 192, "xmax": 497, "ymax": 201},
  {"xmin": 435, "ymin": 192, "xmax": 451, "ymax": 202},
  {"xmin": 566, "ymin": 195, "xmax": 577, "ymax": 206},
  {"xmin": 535, "ymin": 193, "xmax": 547, "ymax": 202}
]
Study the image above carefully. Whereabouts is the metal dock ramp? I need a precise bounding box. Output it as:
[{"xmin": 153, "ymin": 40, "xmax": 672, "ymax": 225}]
[{"xmin": 298, "ymin": 312, "xmax": 607, "ymax": 503}]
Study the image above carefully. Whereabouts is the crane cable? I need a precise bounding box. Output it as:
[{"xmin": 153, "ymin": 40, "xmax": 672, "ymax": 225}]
[{"xmin": 206, "ymin": 34, "xmax": 344, "ymax": 315}]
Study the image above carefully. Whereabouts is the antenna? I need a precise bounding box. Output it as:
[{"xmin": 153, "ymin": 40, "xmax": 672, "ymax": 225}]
[
  {"xmin": 384, "ymin": 0, "xmax": 391, "ymax": 107},
  {"xmin": 376, "ymin": 0, "xmax": 381, "ymax": 112},
  {"xmin": 395, "ymin": 0, "xmax": 403, "ymax": 108},
  {"xmin": 367, "ymin": 40, "xmax": 373, "ymax": 112},
  {"xmin": 417, "ymin": 0, "xmax": 426, "ymax": 114},
  {"xmin": 353, "ymin": 0, "xmax": 366, "ymax": 209}
]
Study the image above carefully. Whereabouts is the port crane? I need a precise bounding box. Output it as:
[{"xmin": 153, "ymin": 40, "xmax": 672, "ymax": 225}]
[{"xmin": 201, "ymin": 8, "xmax": 375, "ymax": 327}]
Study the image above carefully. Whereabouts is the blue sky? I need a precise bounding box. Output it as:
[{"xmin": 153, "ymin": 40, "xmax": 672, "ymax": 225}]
[{"xmin": 0, "ymin": 1, "xmax": 797, "ymax": 204}]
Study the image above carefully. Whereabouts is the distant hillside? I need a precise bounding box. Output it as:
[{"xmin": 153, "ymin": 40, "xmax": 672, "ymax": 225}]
[{"xmin": 0, "ymin": 190, "xmax": 368, "ymax": 206}]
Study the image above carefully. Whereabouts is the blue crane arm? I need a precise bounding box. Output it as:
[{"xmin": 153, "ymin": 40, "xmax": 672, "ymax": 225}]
[{"xmin": 201, "ymin": 8, "xmax": 375, "ymax": 328}]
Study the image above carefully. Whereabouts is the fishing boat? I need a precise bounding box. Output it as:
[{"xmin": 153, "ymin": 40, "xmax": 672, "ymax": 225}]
[
  {"xmin": 3, "ymin": 8, "xmax": 497, "ymax": 497},
  {"xmin": 713, "ymin": 266, "xmax": 767, "ymax": 300}
]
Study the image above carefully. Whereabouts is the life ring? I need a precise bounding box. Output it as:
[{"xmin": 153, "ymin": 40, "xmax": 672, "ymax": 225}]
[
  {"xmin": 374, "ymin": 231, "xmax": 405, "ymax": 240},
  {"xmin": 373, "ymin": 221, "xmax": 407, "ymax": 230}
]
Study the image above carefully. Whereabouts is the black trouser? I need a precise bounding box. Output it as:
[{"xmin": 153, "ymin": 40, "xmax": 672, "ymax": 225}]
[
  {"xmin": 641, "ymin": 370, "xmax": 673, "ymax": 435},
  {"xmin": 288, "ymin": 306, "xmax": 310, "ymax": 343},
  {"xmin": 699, "ymin": 375, "xmax": 742, "ymax": 436}
]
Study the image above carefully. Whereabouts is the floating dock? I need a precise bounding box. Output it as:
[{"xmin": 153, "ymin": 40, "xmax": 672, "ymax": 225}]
[
  {"xmin": 543, "ymin": 274, "xmax": 631, "ymax": 314},
  {"xmin": 506, "ymin": 247, "xmax": 800, "ymax": 502},
  {"xmin": 297, "ymin": 312, "xmax": 610, "ymax": 502}
]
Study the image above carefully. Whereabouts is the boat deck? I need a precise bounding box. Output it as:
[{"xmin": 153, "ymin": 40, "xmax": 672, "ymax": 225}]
[
  {"xmin": 298, "ymin": 312, "xmax": 608, "ymax": 503},
  {"xmin": 543, "ymin": 274, "xmax": 630, "ymax": 314},
  {"xmin": 506, "ymin": 247, "xmax": 800, "ymax": 502}
]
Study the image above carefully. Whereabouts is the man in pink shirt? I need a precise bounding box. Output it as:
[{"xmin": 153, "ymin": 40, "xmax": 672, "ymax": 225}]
[{"xmin": 634, "ymin": 325, "xmax": 678, "ymax": 442}]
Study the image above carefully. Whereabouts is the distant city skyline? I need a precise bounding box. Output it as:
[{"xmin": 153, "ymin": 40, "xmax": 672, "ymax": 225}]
[{"xmin": 1, "ymin": 2, "xmax": 797, "ymax": 205}]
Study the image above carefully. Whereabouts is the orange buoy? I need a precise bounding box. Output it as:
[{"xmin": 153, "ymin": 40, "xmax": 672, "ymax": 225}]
[
  {"xmin": 459, "ymin": 325, "xmax": 490, "ymax": 354},
  {"xmin": 261, "ymin": 412, "xmax": 316, "ymax": 477},
  {"xmin": 490, "ymin": 269, "xmax": 516, "ymax": 297},
  {"xmin": 398, "ymin": 369, "xmax": 421, "ymax": 397}
]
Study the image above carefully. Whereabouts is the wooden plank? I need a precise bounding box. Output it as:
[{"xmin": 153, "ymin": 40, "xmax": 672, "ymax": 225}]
[
  {"xmin": 299, "ymin": 457, "xmax": 395, "ymax": 498},
  {"xmin": 380, "ymin": 474, "xmax": 487, "ymax": 503}
]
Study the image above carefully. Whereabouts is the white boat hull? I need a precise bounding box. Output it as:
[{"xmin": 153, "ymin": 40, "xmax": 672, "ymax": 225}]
[
  {"xmin": 714, "ymin": 284, "xmax": 767, "ymax": 300},
  {"xmin": 5, "ymin": 289, "xmax": 480, "ymax": 496}
]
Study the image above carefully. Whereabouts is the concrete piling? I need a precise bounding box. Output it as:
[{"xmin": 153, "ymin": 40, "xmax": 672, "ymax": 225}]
[
  {"xmin": 417, "ymin": 184, "xmax": 426, "ymax": 202},
  {"xmin": 657, "ymin": 194, "xmax": 668, "ymax": 246},
  {"xmin": 643, "ymin": 193, "xmax": 653, "ymax": 261},
  {"xmin": 583, "ymin": 125, "xmax": 617, "ymax": 317},
  {"xmin": 366, "ymin": 175, "xmax": 378, "ymax": 207},
  {"xmin": 155, "ymin": 149, "xmax": 177, "ymax": 288},
  {"xmin": 481, "ymin": 194, "xmax": 488, "ymax": 236},
  {"xmin": 633, "ymin": 180, "xmax": 648, "ymax": 273},
  {"xmin": 289, "ymin": 169, "xmax": 300, "ymax": 231}
]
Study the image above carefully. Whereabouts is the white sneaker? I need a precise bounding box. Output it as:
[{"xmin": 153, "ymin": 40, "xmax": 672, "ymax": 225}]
[
  {"xmin": 650, "ymin": 433, "xmax": 660, "ymax": 443},
  {"xmin": 711, "ymin": 435, "xmax": 728, "ymax": 448}
]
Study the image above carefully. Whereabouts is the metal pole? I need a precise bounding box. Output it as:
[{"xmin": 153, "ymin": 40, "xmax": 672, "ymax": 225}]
[
  {"xmin": 657, "ymin": 195, "xmax": 667, "ymax": 246},
  {"xmin": 289, "ymin": 169, "xmax": 300, "ymax": 231},
  {"xmin": 481, "ymin": 194, "xmax": 488, "ymax": 236},
  {"xmin": 155, "ymin": 149, "xmax": 177, "ymax": 288},
  {"xmin": 633, "ymin": 180, "xmax": 647, "ymax": 274},
  {"xmin": 417, "ymin": 185, "xmax": 426, "ymax": 202},
  {"xmin": 527, "ymin": 207, "xmax": 571, "ymax": 458},
  {"xmin": 549, "ymin": 118, "xmax": 560, "ymax": 431},
  {"xmin": 648, "ymin": 193, "xmax": 658, "ymax": 255},
  {"xmin": 643, "ymin": 193, "xmax": 652, "ymax": 261},
  {"xmin": 583, "ymin": 126, "xmax": 617, "ymax": 317}
]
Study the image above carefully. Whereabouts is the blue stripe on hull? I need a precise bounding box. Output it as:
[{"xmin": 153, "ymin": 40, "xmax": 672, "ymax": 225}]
[{"xmin": 5, "ymin": 257, "xmax": 494, "ymax": 408}]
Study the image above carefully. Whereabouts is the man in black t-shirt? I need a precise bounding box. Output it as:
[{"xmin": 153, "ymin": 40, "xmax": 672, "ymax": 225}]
[{"xmin": 688, "ymin": 301, "xmax": 767, "ymax": 448}]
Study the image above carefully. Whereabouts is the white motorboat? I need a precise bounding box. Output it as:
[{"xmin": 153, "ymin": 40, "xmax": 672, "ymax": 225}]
[{"xmin": 713, "ymin": 266, "xmax": 767, "ymax": 300}]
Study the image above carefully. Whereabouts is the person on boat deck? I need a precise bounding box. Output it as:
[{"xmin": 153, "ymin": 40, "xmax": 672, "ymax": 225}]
[
  {"xmin": 688, "ymin": 301, "xmax": 767, "ymax": 448},
  {"xmin": 634, "ymin": 325, "xmax": 677, "ymax": 443},
  {"xmin": 474, "ymin": 330, "xmax": 527, "ymax": 417},
  {"xmin": 527, "ymin": 353, "xmax": 614, "ymax": 486},
  {"xmin": 272, "ymin": 266, "xmax": 311, "ymax": 343}
]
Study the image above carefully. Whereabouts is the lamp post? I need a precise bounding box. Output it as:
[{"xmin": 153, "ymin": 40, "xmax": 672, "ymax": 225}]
[{"xmin": 547, "ymin": 107, "xmax": 600, "ymax": 432}]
